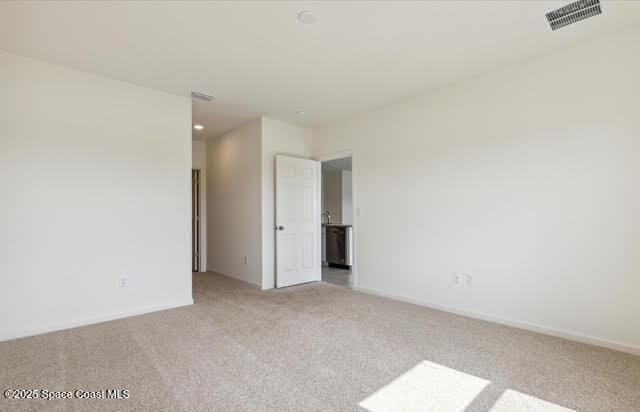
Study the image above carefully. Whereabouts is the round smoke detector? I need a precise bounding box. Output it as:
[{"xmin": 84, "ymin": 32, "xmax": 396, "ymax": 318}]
[{"xmin": 297, "ymin": 10, "xmax": 316, "ymax": 24}]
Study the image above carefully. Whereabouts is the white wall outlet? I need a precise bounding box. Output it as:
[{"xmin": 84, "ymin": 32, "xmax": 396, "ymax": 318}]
[
  {"xmin": 465, "ymin": 273, "xmax": 472, "ymax": 285},
  {"xmin": 356, "ymin": 207, "xmax": 363, "ymax": 217},
  {"xmin": 453, "ymin": 272, "xmax": 461, "ymax": 285},
  {"xmin": 119, "ymin": 275, "xmax": 128, "ymax": 288}
]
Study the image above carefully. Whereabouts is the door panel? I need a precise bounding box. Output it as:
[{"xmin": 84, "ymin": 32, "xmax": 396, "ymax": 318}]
[
  {"xmin": 282, "ymin": 233, "xmax": 297, "ymax": 272},
  {"xmin": 276, "ymin": 155, "xmax": 321, "ymax": 287},
  {"xmin": 302, "ymin": 185, "xmax": 314, "ymax": 218},
  {"xmin": 301, "ymin": 232, "xmax": 314, "ymax": 269}
]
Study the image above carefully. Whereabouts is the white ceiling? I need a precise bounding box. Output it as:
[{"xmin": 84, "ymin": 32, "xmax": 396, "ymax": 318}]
[{"xmin": 1, "ymin": 1, "xmax": 639, "ymax": 139}]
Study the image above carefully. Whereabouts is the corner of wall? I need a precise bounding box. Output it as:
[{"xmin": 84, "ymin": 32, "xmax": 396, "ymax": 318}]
[{"xmin": 257, "ymin": 117, "xmax": 265, "ymax": 290}]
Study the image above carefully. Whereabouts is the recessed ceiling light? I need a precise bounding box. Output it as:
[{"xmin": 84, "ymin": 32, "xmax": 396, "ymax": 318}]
[
  {"xmin": 296, "ymin": 110, "xmax": 305, "ymax": 117},
  {"xmin": 194, "ymin": 124, "xmax": 204, "ymax": 130},
  {"xmin": 297, "ymin": 10, "xmax": 316, "ymax": 24}
]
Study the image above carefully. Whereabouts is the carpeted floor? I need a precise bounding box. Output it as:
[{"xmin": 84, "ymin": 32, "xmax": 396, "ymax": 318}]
[{"xmin": 1, "ymin": 272, "xmax": 639, "ymax": 411}]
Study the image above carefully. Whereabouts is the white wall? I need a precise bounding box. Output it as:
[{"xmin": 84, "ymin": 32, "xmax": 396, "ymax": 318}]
[
  {"xmin": 192, "ymin": 140, "xmax": 207, "ymax": 169},
  {"xmin": 321, "ymin": 169, "xmax": 353, "ymax": 225},
  {"xmin": 0, "ymin": 51, "xmax": 192, "ymax": 341},
  {"xmin": 313, "ymin": 28, "xmax": 640, "ymax": 353},
  {"xmin": 206, "ymin": 120, "xmax": 262, "ymax": 286},
  {"xmin": 261, "ymin": 117, "xmax": 313, "ymax": 290},
  {"xmin": 342, "ymin": 171, "xmax": 353, "ymax": 226},
  {"xmin": 322, "ymin": 171, "xmax": 343, "ymax": 224},
  {"xmin": 192, "ymin": 140, "xmax": 207, "ymax": 272}
]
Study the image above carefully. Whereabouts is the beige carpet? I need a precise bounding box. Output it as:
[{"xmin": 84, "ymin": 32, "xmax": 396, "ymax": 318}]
[{"xmin": 1, "ymin": 272, "xmax": 639, "ymax": 411}]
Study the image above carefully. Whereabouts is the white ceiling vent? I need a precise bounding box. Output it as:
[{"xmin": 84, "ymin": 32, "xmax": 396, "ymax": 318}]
[
  {"xmin": 546, "ymin": 0, "xmax": 602, "ymax": 31},
  {"xmin": 191, "ymin": 91, "xmax": 215, "ymax": 102}
]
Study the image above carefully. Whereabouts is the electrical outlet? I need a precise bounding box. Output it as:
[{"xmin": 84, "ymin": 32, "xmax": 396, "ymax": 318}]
[
  {"xmin": 465, "ymin": 273, "xmax": 472, "ymax": 285},
  {"xmin": 453, "ymin": 272, "xmax": 461, "ymax": 285},
  {"xmin": 119, "ymin": 276, "xmax": 128, "ymax": 288},
  {"xmin": 243, "ymin": 256, "xmax": 248, "ymax": 265}
]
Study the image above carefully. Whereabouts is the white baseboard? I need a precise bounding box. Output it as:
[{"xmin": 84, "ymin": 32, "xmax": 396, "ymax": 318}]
[
  {"xmin": 0, "ymin": 298, "xmax": 194, "ymax": 343},
  {"xmin": 354, "ymin": 286, "xmax": 640, "ymax": 356},
  {"xmin": 205, "ymin": 266, "xmax": 261, "ymax": 288}
]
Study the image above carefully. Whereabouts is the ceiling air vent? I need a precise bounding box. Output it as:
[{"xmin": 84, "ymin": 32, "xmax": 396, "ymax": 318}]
[
  {"xmin": 546, "ymin": 0, "xmax": 602, "ymax": 31},
  {"xmin": 191, "ymin": 91, "xmax": 215, "ymax": 102}
]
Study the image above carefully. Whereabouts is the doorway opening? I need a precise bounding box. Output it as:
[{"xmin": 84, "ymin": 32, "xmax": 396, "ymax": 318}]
[
  {"xmin": 192, "ymin": 169, "xmax": 201, "ymax": 272},
  {"xmin": 321, "ymin": 156, "xmax": 354, "ymax": 288}
]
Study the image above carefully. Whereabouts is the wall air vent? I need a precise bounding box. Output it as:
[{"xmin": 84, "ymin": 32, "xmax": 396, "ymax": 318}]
[
  {"xmin": 546, "ymin": 0, "xmax": 602, "ymax": 31},
  {"xmin": 191, "ymin": 91, "xmax": 215, "ymax": 102}
]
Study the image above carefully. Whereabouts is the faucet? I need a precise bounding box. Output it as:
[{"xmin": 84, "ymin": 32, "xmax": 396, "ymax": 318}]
[{"xmin": 321, "ymin": 211, "xmax": 331, "ymax": 224}]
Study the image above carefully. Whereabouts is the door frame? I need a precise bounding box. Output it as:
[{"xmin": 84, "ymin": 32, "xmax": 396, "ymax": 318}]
[
  {"xmin": 192, "ymin": 169, "xmax": 200, "ymax": 272},
  {"xmin": 192, "ymin": 168, "xmax": 207, "ymax": 272},
  {"xmin": 314, "ymin": 150, "xmax": 357, "ymax": 288}
]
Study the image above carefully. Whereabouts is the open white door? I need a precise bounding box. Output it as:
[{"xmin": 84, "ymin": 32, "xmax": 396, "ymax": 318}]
[{"xmin": 275, "ymin": 155, "xmax": 321, "ymax": 288}]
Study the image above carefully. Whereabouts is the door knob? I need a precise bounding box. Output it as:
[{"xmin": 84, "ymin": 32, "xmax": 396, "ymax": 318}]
[{"xmin": 276, "ymin": 226, "xmax": 285, "ymax": 231}]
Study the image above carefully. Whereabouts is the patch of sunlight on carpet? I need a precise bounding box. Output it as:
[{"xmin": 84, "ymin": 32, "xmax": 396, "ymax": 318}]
[
  {"xmin": 490, "ymin": 389, "xmax": 574, "ymax": 411},
  {"xmin": 359, "ymin": 360, "xmax": 490, "ymax": 412}
]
